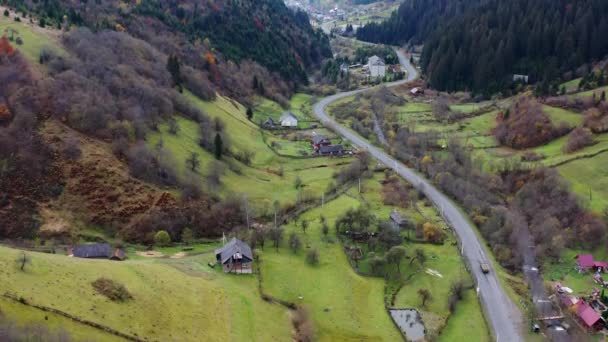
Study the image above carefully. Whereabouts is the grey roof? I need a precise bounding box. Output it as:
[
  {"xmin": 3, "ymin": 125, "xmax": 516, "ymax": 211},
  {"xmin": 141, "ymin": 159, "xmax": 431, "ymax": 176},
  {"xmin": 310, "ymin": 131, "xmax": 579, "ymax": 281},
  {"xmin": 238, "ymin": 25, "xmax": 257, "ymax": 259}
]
[
  {"xmin": 319, "ymin": 144, "xmax": 344, "ymax": 154},
  {"xmin": 312, "ymin": 135, "xmax": 329, "ymax": 144},
  {"xmin": 215, "ymin": 238, "xmax": 253, "ymax": 264},
  {"xmin": 72, "ymin": 243, "xmax": 111, "ymax": 258},
  {"xmin": 390, "ymin": 210, "xmax": 403, "ymax": 224},
  {"xmin": 279, "ymin": 112, "xmax": 298, "ymax": 122},
  {"xmin": 368, "ymin": 55, "xmax": 385, "ymax": 66}
]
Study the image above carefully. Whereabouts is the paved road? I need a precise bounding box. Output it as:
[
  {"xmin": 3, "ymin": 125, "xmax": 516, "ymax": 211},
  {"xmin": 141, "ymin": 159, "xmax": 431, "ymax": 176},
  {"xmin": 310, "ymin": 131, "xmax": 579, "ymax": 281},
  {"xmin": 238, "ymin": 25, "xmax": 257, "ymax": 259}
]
[{"xmin": 313, "ymin": 49, "xmax": 524, "ymax": 341}]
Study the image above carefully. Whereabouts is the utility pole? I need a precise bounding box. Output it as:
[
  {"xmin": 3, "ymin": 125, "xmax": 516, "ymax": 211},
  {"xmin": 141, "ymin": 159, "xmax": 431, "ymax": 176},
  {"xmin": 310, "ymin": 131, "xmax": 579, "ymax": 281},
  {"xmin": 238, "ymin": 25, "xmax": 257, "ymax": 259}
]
[
  {"xmin": 358, "ymin": 177, "xmax": 361, "ymax": 193},
  {"xmin": 322, "ymin": 193, "xmax": 325, "ymax": 208}
]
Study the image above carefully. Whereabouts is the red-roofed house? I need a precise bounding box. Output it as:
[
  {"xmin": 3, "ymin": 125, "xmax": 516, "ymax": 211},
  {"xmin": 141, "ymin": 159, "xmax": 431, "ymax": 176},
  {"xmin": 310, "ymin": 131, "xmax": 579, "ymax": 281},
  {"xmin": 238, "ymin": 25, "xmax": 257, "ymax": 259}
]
[
  {"xmin": 576, "ymin": 301, "xmax": 603, "ymax": 329},
  {"xmin": 594, "ymin": 261, "xmax": 608, "ymax": 272},
  {"xmin": 576, "ymin": 254, "xmax": 595, "ymax": 272}
]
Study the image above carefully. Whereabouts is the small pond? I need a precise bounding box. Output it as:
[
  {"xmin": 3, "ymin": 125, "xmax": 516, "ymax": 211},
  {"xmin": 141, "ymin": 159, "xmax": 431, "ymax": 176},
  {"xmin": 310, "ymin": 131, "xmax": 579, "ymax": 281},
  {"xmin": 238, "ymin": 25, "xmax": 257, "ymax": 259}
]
[{"xmin": 389, "ymin": 309, "xmax": 426, "ymax": 341}]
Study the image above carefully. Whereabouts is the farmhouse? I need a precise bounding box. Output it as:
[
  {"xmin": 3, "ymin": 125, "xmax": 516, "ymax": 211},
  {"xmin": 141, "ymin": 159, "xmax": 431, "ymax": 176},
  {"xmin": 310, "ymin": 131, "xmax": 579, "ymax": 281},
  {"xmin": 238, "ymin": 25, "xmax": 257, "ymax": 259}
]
[
  {"xmin": 215, "ymin": 238, "xmax": 253, "ymax": 274},
  {"xmin": 319, "ymin": 144, "xmax": 344, "ymax": 156},
  {"xmin": 262, "ymin": 117, "xmax": 276, "ymax": 128},
  {"xmin": 279, "ymin": 112, "xmax": 298, "ymax": 127},
  {"xmin": 311, "ymin": 135, "xmax": 331, "ymax": 151},
  {"xmin": 69, "ymin": 243, "xmax": 126, "ymax": 261},
  {"xmin": 576, "ymin": 301, "xmax": 603, "ymax": 329},
  {"xmin": 368, "ymin": 55, "xmax": 386, "ymax": 78},
  {"xmin": 575, "ymin": 254, "xmax": 607, "ymax": 273}
]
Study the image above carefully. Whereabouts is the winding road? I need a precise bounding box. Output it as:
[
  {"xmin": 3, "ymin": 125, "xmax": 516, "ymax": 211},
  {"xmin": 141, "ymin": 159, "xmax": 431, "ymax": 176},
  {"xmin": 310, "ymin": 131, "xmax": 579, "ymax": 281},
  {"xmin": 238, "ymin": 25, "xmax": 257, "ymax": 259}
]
[{"xmin": 313, "ymin": 50, "xmax": 524, "ymax": 341}]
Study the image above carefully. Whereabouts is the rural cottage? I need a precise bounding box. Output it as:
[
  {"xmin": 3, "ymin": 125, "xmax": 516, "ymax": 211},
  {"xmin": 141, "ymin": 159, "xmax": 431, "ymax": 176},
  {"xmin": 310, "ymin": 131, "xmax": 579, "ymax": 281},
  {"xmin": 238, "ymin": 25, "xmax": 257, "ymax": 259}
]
[{"xmin": 215, "ymin": 238, "xmax": 253, "ymax": 274}]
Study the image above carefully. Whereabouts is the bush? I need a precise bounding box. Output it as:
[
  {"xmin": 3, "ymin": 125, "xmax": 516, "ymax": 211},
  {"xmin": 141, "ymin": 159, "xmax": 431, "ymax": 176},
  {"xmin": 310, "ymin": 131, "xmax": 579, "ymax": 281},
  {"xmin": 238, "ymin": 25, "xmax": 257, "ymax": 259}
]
[
  {"xmin": 154, "ymin": 230, "xmax": 171, "ymax": 246},
  {"xmin": 91, "ymin": 278, "xmax": 133, "ymax": 302},
  {"xmin": 563, "ymin": 127, "xmax": 595, "ymax": 153},
  {"xmin": 3, "ymin": 10, "xmax": 8, "ymax": 17},
  {"xmin": 306, "ymin": 248, "xmax": 319, "ymax": 266}
]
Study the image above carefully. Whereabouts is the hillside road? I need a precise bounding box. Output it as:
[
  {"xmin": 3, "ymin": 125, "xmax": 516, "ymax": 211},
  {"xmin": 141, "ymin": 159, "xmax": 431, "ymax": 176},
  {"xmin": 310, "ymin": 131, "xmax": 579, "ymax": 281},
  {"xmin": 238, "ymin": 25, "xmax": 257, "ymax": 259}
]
[{"xmin": 312, "ymin": 49, "xmax": 524, "ymax": 341}]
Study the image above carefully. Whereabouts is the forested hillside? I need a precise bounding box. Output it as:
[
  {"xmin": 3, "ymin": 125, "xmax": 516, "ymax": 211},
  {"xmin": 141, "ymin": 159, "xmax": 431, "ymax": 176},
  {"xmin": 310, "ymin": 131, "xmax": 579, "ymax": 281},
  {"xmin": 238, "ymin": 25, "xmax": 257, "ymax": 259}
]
[
  {"xmin": 3, "ymin": 0, "xmax": 330, "ymax": 104},
  {"xmin": 355, "ymin": 0, "xmax": 485, "ymax": 45},
  {"xmin": 358, "ymin": 0, "xmax": 608, "ymax": 95}
]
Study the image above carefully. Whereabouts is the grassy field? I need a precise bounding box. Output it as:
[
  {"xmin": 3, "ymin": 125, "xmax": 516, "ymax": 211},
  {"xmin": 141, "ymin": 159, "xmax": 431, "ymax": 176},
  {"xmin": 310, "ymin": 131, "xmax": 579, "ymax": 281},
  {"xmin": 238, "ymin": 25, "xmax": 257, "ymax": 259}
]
[
  {"xmin": 557, "ymin": 150, "xmax": 608, "ymax": 213},
  {"xmin": 543, "ymin": 105, "xmax": 583, "ymax": 127},
  {"xmin": 0, "ymin": 9, "xmax": 64, "ymax": 62},
  {"xmin": 259, "ymin": 195, "xmax": 403, "ymax": 341},
  {"xmin": 147, "ymin": 93, "xmax": 352, "ymax": 209},
  {"xmin": 0, "ymin": 296, "xmax": 117, "ymax": 341},
  {"xmin": 0, "ymin": 245, "xmax": 292, "ymax": 341}
]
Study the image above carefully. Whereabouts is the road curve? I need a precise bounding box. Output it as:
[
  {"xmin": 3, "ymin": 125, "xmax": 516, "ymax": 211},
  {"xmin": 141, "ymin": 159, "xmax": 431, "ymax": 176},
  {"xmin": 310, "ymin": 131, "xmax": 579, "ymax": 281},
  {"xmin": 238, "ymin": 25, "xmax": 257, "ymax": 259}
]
[{"xmin": 312, "ymin": 49, "xmax": 523, "ymax": 341}]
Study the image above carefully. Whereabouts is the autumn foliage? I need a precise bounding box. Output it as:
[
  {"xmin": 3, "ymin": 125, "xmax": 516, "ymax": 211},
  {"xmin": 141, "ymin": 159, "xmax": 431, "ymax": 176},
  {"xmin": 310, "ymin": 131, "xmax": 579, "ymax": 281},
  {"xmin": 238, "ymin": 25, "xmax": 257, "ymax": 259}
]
[
  {"xmin": 493, "ymin": 96, "xmax": 569, "ymax": 149},
  {"xmin": 0, "ymin": 37, "xmax": 14, "ymax": 55}
]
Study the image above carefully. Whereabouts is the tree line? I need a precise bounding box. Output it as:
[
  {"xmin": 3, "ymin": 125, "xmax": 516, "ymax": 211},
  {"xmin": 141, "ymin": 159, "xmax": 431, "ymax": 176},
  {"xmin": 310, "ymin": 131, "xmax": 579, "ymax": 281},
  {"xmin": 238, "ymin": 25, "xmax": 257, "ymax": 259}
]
[{"xmin": 357, "ymin": 0, "xmax": 608, "ymax": 95}]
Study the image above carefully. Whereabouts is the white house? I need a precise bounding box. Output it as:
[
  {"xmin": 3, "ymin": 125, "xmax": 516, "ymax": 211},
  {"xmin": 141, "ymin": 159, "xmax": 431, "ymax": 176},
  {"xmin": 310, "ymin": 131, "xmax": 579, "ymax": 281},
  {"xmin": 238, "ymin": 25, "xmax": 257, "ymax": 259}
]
[
  {"xmin": 368, "ymin": 55, "xmax": 386, "ymax": 78},
  {"xmin": 279, "ymin": 112, "xmax": 298, "ymax": 127},
  {"xmin": 513, "ymin": 74, "xmax": 529, "ymax": 83}
]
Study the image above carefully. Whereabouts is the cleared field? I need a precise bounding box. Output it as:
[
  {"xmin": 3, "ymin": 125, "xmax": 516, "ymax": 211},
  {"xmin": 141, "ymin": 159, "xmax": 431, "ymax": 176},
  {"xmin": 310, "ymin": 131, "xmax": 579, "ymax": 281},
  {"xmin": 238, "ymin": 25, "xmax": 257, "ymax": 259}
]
[
  {"xmin": 0, "ymin": 246, "xmax": 291, "ymax": 341},
  {"xmin": 557, "ymin": 150, "xmax": 608, "ymax": 213},
  {"xmin": 543, "ymin": 105, "xmax": 583, "ymax": 127},
  {"xmin": 561, "ymin": 78, "xmax": 581, "ymax": 93},
  {"xmin": 0, "ymin": 11, "xmax": 63, "ymax": 62}
]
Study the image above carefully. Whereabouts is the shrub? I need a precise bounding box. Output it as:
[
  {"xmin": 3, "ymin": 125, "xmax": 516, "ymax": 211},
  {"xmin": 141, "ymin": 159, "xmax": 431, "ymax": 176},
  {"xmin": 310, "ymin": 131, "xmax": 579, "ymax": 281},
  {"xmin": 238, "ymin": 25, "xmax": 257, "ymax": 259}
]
[
  {"xmin": 306, "ymin": 248, "xmax": 319, "ymax": 266},
  {"xmin": 3, "ymin": 9, "xmax": 8, "ymax": 17},
  {"xmin": 154, "ymin": 230, "xmax": 171, "ymax": 246},
  {"xmin": 91, "ymin": 278, "xmax": 133, "ymax": 302},
  {"xmin": 494, "ymin": 96, "xmax": 569, "ymax": 149},
  {"xmin": 563, "ymin": 127, "xmax": 595, "ymax": 153}
]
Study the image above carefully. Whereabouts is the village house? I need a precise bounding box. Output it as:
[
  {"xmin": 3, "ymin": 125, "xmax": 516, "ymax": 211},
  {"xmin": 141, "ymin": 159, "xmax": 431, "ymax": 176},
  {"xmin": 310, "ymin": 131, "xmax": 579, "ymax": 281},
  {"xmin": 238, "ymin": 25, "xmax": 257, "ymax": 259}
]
[
  {"xmin": 389, "ymin": 210, "xmax": 412, "ymax": 231},
  {"xmin": 576, "ymin": 301, "xmax": 603, "ymax": 330},
  {"xmin": 279, "ymin": 112, "xmax": 298, "ymax": 128},
  {"xmin": 368, "ymin": 55, "xmax": 386, "ymax": 78},
  {"xmin": 513, "ymin": 74, "xmax": 529, "ymax": 83},
  {"xmin": 68, "ymin": 243, "xmax": 126, "ymax": 261},
  {"xmin": 410, "ymin": 87, "xmax": 424, "ymax": 96},
  {"xmin": 215, "ymin": 238, "xmax": 253, "ymax": 274},
  {"xmin": 311, "ymin": 135, "xmax": 331, "ymax": 151},
  {"xmin": 340, "ymin": 63, "xmax": 349, "ymax": 74},
  {"xmin": 318, "ymin": 144, "xmax": 344, "ymax": 156},
  {"xmin": 576, "ymin": 254, "xmax": 608, "ymax": 273},
  {"xmin": 262, "ymin": 117, "xmax": 276, "ymax": 128}
]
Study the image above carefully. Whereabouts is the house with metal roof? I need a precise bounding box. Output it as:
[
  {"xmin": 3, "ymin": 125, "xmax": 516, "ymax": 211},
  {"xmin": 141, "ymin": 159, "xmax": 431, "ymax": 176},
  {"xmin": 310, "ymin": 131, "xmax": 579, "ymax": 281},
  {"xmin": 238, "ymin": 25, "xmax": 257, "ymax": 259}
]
[
  {"xmin": 318, "ymin": 144, "xmax": 344, "ymax": 156},
  {"xmin": 215, "ymin": 238, "xmax": 253, "ymax": 274},
  {"xmin": 368, "ymin": 55, "xmax": 386, "ymax": 78},
  {"xmin": 279, "ymin": 112, "xmax": 298, "ymax": 127},
  {"xmin": 68, "ymin": 243, "xmax": 126, "ymax": 261}
]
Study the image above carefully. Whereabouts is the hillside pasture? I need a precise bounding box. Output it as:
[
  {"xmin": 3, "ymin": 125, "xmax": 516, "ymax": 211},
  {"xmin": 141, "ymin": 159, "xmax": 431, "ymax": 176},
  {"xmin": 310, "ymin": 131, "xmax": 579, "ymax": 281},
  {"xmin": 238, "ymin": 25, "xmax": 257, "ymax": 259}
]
[
  {"xmin": 0, "ymin": 8, "xmax": 63, "ymax": 63},
  {"xmin": 0, "ymin": 246, "xmax": 291, "ymax": 342}
]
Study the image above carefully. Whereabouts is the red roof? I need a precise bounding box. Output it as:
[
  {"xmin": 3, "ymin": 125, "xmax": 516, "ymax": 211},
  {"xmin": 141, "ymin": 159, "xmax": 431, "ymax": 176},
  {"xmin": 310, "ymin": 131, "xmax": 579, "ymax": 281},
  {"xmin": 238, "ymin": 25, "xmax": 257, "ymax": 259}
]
[
  {"xmin": 577, "ymin": 301, "xmax": 601, "ymax": 327},
  {"xmin": 577, "ymin": 254, "xmax": 595, "ymax": 268},
  {"xmin": 594, "ymin": 261, "xmax": 608, "ymax": 269}
]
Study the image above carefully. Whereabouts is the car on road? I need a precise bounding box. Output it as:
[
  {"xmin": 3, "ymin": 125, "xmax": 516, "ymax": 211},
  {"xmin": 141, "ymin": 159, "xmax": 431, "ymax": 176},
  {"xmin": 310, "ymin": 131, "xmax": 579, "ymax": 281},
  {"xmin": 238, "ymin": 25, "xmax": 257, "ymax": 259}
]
[{"xmin": 480, "ymin": 262, "xmax": 491, "ymax": 274}]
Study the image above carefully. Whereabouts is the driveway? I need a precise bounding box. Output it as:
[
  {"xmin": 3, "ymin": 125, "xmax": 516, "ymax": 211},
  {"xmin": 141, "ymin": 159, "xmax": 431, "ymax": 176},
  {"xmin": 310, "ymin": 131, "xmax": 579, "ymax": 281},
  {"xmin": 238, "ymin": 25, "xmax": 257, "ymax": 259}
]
[{"xmin": 312, "ymin": 49, "xmax": 524, "ymax": 341}]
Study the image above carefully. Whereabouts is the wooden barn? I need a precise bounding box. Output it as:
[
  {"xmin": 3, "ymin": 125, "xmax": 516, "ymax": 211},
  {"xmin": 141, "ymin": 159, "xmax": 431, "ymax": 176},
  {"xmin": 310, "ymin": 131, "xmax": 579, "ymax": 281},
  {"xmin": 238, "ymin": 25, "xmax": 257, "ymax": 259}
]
[{"xmin": 215, "ymin": 238, "xmax": 253, "ymax": 274}]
